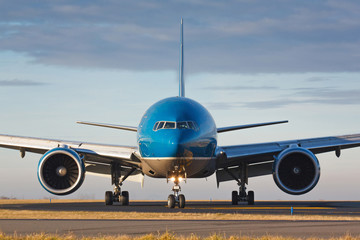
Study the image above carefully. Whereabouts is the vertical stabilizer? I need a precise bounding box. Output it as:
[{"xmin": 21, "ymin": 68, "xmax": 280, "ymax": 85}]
[{"xmin": 179, "ymin": 18, "xmax": 185, "ymax": 97}]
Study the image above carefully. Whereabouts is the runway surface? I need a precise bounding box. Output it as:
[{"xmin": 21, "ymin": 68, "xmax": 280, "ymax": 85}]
[
  {"xmin": 1, "ymin": 219, "xmax": 360, "ymax": 238},
  {"xmin": 1, "ymin": 200, "xmax": 360, "ymax": 238},
  {"xmin": 2, "ymin": 200, "xmax": 360, "ymax": 215}
]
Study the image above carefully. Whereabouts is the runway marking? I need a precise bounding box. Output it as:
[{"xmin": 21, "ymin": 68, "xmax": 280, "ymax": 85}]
[{"xmin": 188, "ymin": 207, "xmax": 335, "ymax": 210}]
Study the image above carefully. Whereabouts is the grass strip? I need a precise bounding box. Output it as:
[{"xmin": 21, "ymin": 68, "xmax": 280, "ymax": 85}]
[
  {"xmin": 1, "ymin": 209, "xmax": 360, "ymax": 221},
  {"xmin": 1, "ymin": 232, "xmax": 360, "ymax": 240}
]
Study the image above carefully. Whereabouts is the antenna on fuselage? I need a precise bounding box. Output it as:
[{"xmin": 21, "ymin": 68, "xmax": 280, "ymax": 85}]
[{"xmin": 179, "ymin": 18, "xmax": 185, "ymax": 97}]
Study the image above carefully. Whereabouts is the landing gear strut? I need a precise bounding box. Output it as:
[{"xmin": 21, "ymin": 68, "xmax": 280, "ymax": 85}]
[
  {"xmin": 226, "ymin": 163, "xmax": 255, "ymax": 205},
  {"xmin": 167, "ymin": 170, "xmax": 186, "ymax": 208},
  {"xmin": 168, "ymin": 181, "xmax": 185, "ymax": 208},
  {"xmin": 105, "ymin": 163, "xmax": 135, "ymax": 206}
]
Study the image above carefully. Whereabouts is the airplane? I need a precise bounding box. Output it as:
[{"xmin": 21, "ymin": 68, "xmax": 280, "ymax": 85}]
[{"xmin": 1, "ymin": 19, "xmax": 360, "ymax": 208}]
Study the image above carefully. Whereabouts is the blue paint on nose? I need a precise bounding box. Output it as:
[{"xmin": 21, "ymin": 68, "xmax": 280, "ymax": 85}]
[
  {"xmin": 137, "ymin": 97, "xmax": 218, "ymax": 159},
  {"xmin": 139, "ymin": 129, "xmax": 216, "ymax": 158},
  {"xmin": 139, "ymin": 129, "xmax": 191, "ymax": 158}
]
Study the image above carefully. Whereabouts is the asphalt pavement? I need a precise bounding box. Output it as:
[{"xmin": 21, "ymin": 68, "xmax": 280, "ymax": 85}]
[{"xmin": 1, "ymin": 200, "xmax": 360, "ymax": 237}]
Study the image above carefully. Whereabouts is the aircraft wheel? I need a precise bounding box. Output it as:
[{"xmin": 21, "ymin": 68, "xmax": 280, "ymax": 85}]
[
  {"xmin": 178, "ymin": 194, "xmax": 185, "ymax": 208},
  {"xmin": 231, "ymin": 191, "xmax": 238, "ymax": 205},
  {"xmin": 168, "ymin": 194, "xmax": 175, "ymax": 208},
  {"xmin": 105, "ymin": 191, "xmax": 113, "ymax": 205},
  {"xmin": 247, "ymin": 191, "xmax": 254, "ymax": 205},
  {"xmin": 120, "ymin": 191, "xmax": 129, "ymax": 206}
]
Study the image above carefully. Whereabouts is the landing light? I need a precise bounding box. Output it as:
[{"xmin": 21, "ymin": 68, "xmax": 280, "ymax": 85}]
[{"xmin": 170, "ymin": 176, "xmax": 184, "ymax": 182}]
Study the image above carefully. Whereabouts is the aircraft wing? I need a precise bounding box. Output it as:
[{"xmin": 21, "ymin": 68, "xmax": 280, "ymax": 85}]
[
  {"xmin": 0, "ymin": 134, "xmax": 141, "ymax": 171},
  {"xmin": 216, "ymin": 133, "xmax": 360, "ymax": 183}
]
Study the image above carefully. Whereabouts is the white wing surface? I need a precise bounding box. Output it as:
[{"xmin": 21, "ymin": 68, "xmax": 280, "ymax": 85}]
[
  {"xmin": 216, "ymin": 133, "xmax": 360, "ymax": 183},
  {"xmin": 0, "ymin": 134, "xmax": 140, "ymax": 170}
]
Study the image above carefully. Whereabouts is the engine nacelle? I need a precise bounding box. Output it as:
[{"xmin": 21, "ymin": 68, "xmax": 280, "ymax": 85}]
[
  {"xmin": 273, "ymin": 147, "xmax": 320, "ymax": 195},
  {"xmin": 37, "ymin": 147, "xmax": 85, "ymax": 195}
]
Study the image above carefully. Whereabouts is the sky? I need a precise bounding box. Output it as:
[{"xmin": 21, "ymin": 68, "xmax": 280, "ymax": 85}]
[{"xmin": 1, "ymin": 0, "xmax": 360, "ymax": 201}]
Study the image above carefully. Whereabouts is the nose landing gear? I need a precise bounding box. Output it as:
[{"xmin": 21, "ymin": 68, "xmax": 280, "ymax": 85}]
[
  {"xmin": 168, "ymin": 182, "xmax": 185, "ymax": 208},
  {"xmin": 167, "ymin": 171, "xmax": 186, "ymax": 208}
]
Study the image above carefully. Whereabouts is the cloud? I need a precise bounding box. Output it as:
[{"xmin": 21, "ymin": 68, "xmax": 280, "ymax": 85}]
[
  {"xmin": 206, "ymin": 102, "xmax": 240, "ymax": 110},
  {"xmin": 294, "ymin": 88, "xmax": 360, "ymax": 105},
  {"xmin": 206, "ymin": 86, "xmax": 360, "ymax": 110},
  {"xmin": 202, "ymin": 85, "xmax": 278, "ymax": 91},
  {"xmin": 242, "ymin": 99, "xmax": 298, "ymax": 109},
  {"xmin": 1, "ymin": 1, "xmax": 360, "ymax": 73},
  {"xmin": 0, "ymin": 79, "xmax": 46, "ymax": 86},
  {"xmin": 306, "ymin": 76, "xmax": 334, "ymax": 82}
]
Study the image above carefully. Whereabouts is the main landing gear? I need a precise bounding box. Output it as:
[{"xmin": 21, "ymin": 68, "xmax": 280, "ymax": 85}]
[
  {"xmin": 105, "ymin": 163, "xmax": 136, "ymax": 206},
  {"xmin": 231, "ymin": 187, "xmax": 254, "ymax": 205},
  {"xmin": 105, "ymin": 188, "xmax": 129, "ymax": 205},
  {"xmin": 226, "ymin": 163, "xmax": 255, "ymax": 205}
]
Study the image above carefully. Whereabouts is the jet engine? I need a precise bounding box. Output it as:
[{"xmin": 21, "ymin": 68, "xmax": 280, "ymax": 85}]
[
  {"xmin": 37, "ymin": 147, "xmax": 85, "ymax": 195},
  {"xmin": 273, "ymin": 146, "xmax": 320, "ymax": 195}
]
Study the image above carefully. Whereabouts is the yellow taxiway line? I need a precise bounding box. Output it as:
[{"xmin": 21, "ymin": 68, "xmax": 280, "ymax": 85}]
[{"xmin": 188, "ymin": 207, "xmax": 335, "ymax": 210}]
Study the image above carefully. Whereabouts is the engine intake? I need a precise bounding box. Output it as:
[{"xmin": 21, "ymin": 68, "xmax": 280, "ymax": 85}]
[
  {"xmin": 37, "ymin": 148, "xmax": 85, "ymax": 195},
  {"xmin": 273, "ymin": 147, "xmax": 320, "ymax": 195}
]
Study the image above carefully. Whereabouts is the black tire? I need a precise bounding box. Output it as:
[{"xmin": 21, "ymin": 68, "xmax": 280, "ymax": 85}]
[
  {"xmin": 231, "ymin": 191, "xmax": 238, "ymax": 205},
  {"xmin": 247, "ymin": 191, "xmax": 255, "ymax": 205},
  {"xmin": 105, "ymin": 191, "xmax": 113, "ymax": 205},
  {"xmin": 178, "ymin": 194, "xmax": 185, "ymax": 208},
  {"xmin": 120, "ymin": 191, "xmax": 129, "ymax": 206},
  {"xmin": 168, "ymin": 194, "xmax": 175, "ymax": 208}
]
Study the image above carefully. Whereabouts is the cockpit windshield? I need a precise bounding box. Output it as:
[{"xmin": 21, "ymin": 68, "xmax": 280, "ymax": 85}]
[
  {"xmin": 164, "ymin": 122, "xmax": 175, "ymax": 129},
  {"xmin": 153, "ymin": 121, "xmax": 198, "ymax": 131},
  {"xmin": 177, "ymin": 121, "xmax": 188, "ymax": 129}
]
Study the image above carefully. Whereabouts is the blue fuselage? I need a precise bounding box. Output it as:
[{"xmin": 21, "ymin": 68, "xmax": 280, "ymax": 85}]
[{"xmin": 137, "ymin": 97, "xmax": 217, "ymax": 178}]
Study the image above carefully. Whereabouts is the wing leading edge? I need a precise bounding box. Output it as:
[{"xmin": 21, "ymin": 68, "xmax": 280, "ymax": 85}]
[
  {"xmin": 0, "ymin": 134, "xmax": 140, "ymax": 169},
  {"xmin": 216, "ymin": 133, "xmax": 360, "ymax": 184}
]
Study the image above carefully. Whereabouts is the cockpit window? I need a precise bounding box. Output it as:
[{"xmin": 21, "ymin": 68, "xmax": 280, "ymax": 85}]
[
  {"xmin": 177, "ymin": 121, "xmax": 188, "ymax": 129},
  {"xmin": 187, "ymin": 121, "xmax": 195, "ymax": 130},
  {"xmin": 157, "ymin": 121, "xmax": 164, "ymax": 129},
  {"xmin": 153, "ymin": 121, "xmax": 198, "ymax": 131},
  {"xmin": 164, "ymin": 122, "xmax": 176, "ymax": 129},
  {"xmin": 153, "ymin": 122, "xmax": 159, "ymax": 131}
]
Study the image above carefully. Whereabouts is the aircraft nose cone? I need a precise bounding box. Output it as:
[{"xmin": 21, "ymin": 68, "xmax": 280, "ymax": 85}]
[
  {"xmin": 169, "ymin": 134, "xmax": 184, "ymax": 145},
  {"xmin": 139, "ymin": 130, "xmax": 194, "ymax": 158},
  {"xmin": 166, "ymin": 132, "xmax": 189, "ymax": 157}
]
